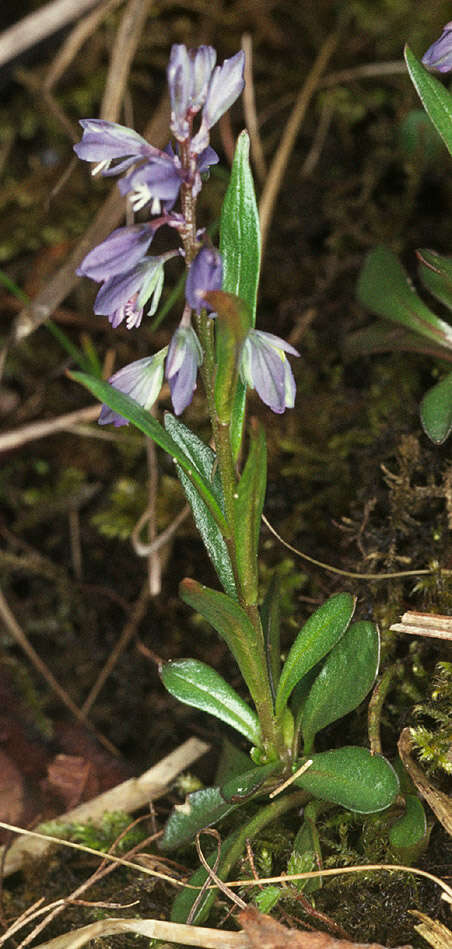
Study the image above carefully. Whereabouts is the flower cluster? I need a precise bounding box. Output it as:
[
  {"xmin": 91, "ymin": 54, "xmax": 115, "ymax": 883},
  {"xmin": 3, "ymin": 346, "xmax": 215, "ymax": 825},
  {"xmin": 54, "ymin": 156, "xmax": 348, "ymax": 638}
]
[{"xmin": 74, "ymin": 43, "xmax": 298, "ymax": 421}]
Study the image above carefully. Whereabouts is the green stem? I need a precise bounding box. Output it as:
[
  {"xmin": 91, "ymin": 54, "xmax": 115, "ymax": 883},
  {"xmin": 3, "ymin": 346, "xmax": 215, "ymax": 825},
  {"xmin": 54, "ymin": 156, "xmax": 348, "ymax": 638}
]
[{"xmin": 189, "ymin": 789, "xmax": 308, "ymax": 924}]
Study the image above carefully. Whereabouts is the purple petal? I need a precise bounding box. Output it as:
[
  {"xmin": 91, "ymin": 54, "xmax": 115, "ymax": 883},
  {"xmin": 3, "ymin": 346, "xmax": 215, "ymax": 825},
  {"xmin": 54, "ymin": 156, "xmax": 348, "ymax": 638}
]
[
  {"xmin": 99, "ymin": 352, "xmax": 166, "ymax": 426},
  {"xmin": 185, "ymin": 247, "xmax": 222, "ymax": 314},
  {"xmin": 422, "ymin": 22, "xmax": 452, "ymax": 72},
  {"xmin": 76, "ymin": 225, "xmax": 154, "ymax": 281},
  {"xmin": 94, "ymin": 267, "xmax": 145, "ymax": 316},
  {"xmin": 166, "ymin": 326, "xmax": 202, "ymax": 415},
  {"xmin": 239, "ymin": 329, "xmax": 299, "ymax": 413},
  {"xmin": 74, "ymin": 119, "xmax": 153, "ymax": 165},
  {"xmin": 197, "ymin": 145, "xmax": 219, "ymax": 173},
  {"xmin": 252, "ymin": 329, "xmax": 299, "ymax": 357},
  {"xmin": 202, "ymin": 51, "xmax": 245, "ymax": 129},
  {"xmin": 118, "ymin": 157, "xmax": 182, "ymax": 203}
]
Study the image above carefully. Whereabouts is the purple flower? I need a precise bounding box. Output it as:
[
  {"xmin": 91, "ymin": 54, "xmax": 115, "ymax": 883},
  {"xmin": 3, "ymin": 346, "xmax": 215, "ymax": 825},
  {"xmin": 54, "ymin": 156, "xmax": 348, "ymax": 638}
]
[
  {"xmin": 191, "ymin": 50, "xmax": 245, "ymax": 154},
  {"xmin": 118, "ymin": 152, "xmax": 183, "ymax": 213},
  {"xmin": 168, "ymin": 44, "xmax": 217, "ymax": 141},
  {"xmin": 239, "ymin": 329, "xmax": 299, "ymax": 414},
  {"xmin": 185, "ymin": 247, "xmax": 222, "ymax": 314},
  {"xmin": 76, "ymin": 223, "xmax": 158, "ymax": 282},
  {"xmin": 118, "ymin": 144, "xmax": 218, "ymax": 212},
  {"xmin": 422, "ymin": 22, "xmax": 452, "ymax": 72},
  {"xmin": 165, "ymin": 323, "xmax": 203, "ymax": 414},
  {"xmin": 73, "ymin": 119, "xmax": 157, "ymax": 176},
  {"xmin": 94, "ymin": 254, "xmax": 173, "ymax": 329},
  {"xmin": 99, "ymin": 349, "xmax": 167, "ymax": 427}
]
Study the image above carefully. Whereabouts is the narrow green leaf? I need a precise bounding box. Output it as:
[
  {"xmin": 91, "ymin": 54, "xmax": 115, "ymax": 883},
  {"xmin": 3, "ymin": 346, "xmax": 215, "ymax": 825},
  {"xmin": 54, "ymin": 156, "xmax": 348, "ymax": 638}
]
[
  {"xmin": 220, "ymin": 130, "xmax": 261, "ymax": 459},
  {"xmin": 357, "ymin": 245, "xmax": 452, "ymax": 350},
  {"xmin": 163, "ymin": 414, "xmax": 236, "ymax": 597},
  {"xmin": 294, "ymin": 747, "xmax": 399, "ymax": 813},
  {"xmin": 179, "ymin": 579, "xmax": 264, "ymax": 710},
  {"xmin": 233, "ymin": 420, "xmax": 266, "ymax": 604},
  {"xmin": 205, "ymin": 290, "xmax": 251, "ymax": 424},
  {"xmin": 420, "ymin": 370, "xmax": 452, "ymax": 444},
  {"xmin": 405, "ymin": 44, "xmax": 452, "ymax": 159},
  {"xmin": 275, "ymin": 593, "xmax": 355, "ymax": 721},
  {"xmin": 261, "ymin": 573, "xmax": 281, "ymax": 696},
  {"xmin": 170, "ymin": 829, "xmax": 239, "ymax": 922},
  {"xmin": 301, "ymin": 621, "xmax": 380, "ymax": 753},
  {"xmin": 160, "ymin": 658, "xmax": 262, "ymax": 746},
  {"xmin": 417, "ymin": 248, "xmax": 452, "ymax": 312},
  {"xmin": 389, "ymin": 795, "xmax": 428, "ymax": 857},
  {"xmin": 72, "ymin": 371, "xmax": 229, "ymax": 534}
]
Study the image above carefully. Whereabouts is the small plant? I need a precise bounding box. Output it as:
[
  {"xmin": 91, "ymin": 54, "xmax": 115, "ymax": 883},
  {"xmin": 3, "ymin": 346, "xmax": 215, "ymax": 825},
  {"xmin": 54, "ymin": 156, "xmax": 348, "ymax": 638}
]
[
  {"xmin": 356, "ymin": 34, "xmax": 452, "ymax": 445},
  {"xmin": 73, "ymin": 43, "xmax": 400, "ymax": 922}
]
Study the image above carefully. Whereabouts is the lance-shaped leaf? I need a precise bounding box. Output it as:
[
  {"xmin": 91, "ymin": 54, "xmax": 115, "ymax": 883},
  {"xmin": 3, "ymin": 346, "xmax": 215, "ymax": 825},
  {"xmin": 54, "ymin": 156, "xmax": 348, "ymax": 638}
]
[
  {"xmin": 261, "ymin": 573, "xmax": 281, "ymax": 697},
  {"xmin": 301, "ymin": 620, "xmax": 380, "ymax": 754},
  {"xmin": 420, "ymin": 370, "xmax": 452, "ymax": 444},
  {"xmin": 160, "ymin": 658, "xmax": 262, "ymax": 746},
  {"xmin": 164, "ymin": 413, "xmax": 236, "ymax": 597},
  {"xmin": 405, "ymin": 44, "xmax": 452, "ymax": 160},
  {"xmin": 357, "ymin": 245, "xmax": 452, "ymax": 351},
  {"xmin": 294, "ymin": 747, "xmax": 399, "ymax": 813},
  {"xmin": 72, "ymin": 371, "xmax": 229, "ymax": 534},
  {"xmin": 275, "ymin": 593, "xmax": 355, "ymax": 721},
  {"xmin": 417, "ymin": 248, "xmax": 452, "ymax": 312},
  {"xmin": 160, "ymin": 763, "xmax": 277, "ymax": 851},
  {"xmin": 233, "ymin": 419, "xmax": 266, "ymax": 605},
  {"xmin": 179, "ymin": 579, "xmax": 265, "ymax": 708},
  {"xmin": 220, "ymin": 130, "xmax": 261, "ymax": 459}
]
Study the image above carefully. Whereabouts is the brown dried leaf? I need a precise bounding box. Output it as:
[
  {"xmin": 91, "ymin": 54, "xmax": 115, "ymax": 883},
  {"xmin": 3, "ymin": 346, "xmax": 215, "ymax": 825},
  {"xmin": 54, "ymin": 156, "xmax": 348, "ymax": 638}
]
[
  {"xmin": 44, "ymin": 754, "xmax": 99, "ymax": 810},
  {"xmin": 237, "ymin": 907, "xmax": 412, "ymax": 949}
]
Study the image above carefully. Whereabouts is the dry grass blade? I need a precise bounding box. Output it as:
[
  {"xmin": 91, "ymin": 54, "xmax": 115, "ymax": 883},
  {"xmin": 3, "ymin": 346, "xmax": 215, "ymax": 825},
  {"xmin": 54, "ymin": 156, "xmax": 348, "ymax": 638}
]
[
  {"xmin": 100, "ymin": 0, "xmax": 155, "ymax": 121},
  {"xmin": 390, "ymin": 611, "xmax": 452, "ymax": 641},
  {"xmin": 412, "ymin": 913, "xmax": 452, "ymax": 949},
  {"xmin": 241, "ymin": 33, "xmax": 267, "ymax": 185},
  {"xmin": 0, "ymin": 737, "xmax": 209, "ymax": 876},
  {"xmin": 259, "ymin": 32, "xmax": 337, "ymax": 258},
  {"xmin": 0, "ymin": 588, "xmax": 117, "ymax": 755},
  {"xmin": 398, "ymin": 728, "xmax": 452, "ymax": 837},
  {"xmin": 0, "ymin": 0, "xmax": 105, "ymax": 69},
  {"xmin": 31, "ymin": 917, "xmax": 250, "ymax": 949},
  {"xmin": 44, "ymin": 0, "xmax": 124, "ymax": 90},
  {"xmin": 0, "ymin": 405, "xmax": 100, "ymax": 453}
]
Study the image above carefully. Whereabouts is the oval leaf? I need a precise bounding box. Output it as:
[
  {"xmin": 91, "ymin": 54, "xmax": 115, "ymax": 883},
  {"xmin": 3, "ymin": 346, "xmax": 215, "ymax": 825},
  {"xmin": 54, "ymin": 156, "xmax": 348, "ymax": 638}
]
[
  {"xmin": 405, "ymin": 44, "xmax": 452, "ymax": 160},
  {"xmin": 389, "ymin": 795, "xmax": 428, "ymax": 855},
  {"xmin": 356, "ymin": 245, "xmax": 452, "ymax": 350},
  {"xmin": 275, "ymin": 593, "xmax": 355, "ymax": 721},
  {"xmin": 161, "ymin": 658, "xmax": 262, "ymax": 746},
  {"xmin": 164, "ymin": 414, "xmax": 236, "ymax": 597},
  {"xmin": 301, "ymin": 621, "xmax": 380, "ymax": 753},
  {"xmin": 220, "ymin": 130, "xmax": 261, "ymax": 459},
  {"xmin": 420, "ymin": 370, "xmax": 452, "ymax": 444},
  {"xmin": 294, "ymin": 747, "xmax": 399, "ymax": 813}
]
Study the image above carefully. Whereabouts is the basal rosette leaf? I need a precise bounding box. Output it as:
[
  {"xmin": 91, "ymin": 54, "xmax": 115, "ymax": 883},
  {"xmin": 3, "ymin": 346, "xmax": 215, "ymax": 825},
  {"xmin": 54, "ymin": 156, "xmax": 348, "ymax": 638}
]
[
  {"xmin": 417, "ymin": 248, "xmax": 452, "ymax": 312},
  {"xmin": 160, "ymin": 658, "xmax": 262, "ymax": 746},
  {"xmin": 294, "ymin": 747, "xmax": 399, "ymax": 813}
]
